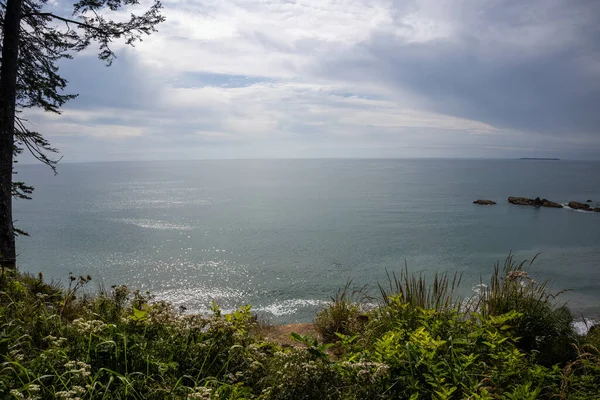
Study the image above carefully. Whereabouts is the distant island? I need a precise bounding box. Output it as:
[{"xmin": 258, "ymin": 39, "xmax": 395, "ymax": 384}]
[{"xmin": 519, "ymin": 157, "xmax": 560, "ymax": 160}]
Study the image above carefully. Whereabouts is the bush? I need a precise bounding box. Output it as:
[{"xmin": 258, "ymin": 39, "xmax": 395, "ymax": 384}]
[
  {"xmin": 1, "ymin": 255, "xmax": 599, "ymax": 399},
  {"xmin": 314, "ymin": 282, "xmax": 366, "ymax": 344},
  {"xmin": 478, "ymin": 254, "xmax": 577, "ymax": 365}
]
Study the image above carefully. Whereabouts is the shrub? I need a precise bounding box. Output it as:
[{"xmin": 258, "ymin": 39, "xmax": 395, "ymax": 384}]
[
  {"xmin": 478, "ymin": 254, "xmax": 576, "ymax": 365},
  {"xmin": 315, "ymin": 282, "xmax": 366, "ymax": 344},
  {"xmin": 1, "ymin": 255, "xmax": 599, "ymax": 399}
]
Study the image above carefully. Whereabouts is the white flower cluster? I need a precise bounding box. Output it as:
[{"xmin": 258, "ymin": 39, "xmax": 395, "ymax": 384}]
[
  {"xmin": 188, "ymin": 386, "xmax": 212, "ymax": 399},
  {"xmin": 43, "ymin": 335, "xmax": 67, "ymax": 347},
  {"xmin": 27, "ymin": 385, "xmax": 40, "ymax": 393},
  {"xmin": 54, "ymin": 392, "xmax": 75, "ymax": 399},
  {"xmin": 54, "ymin": 385, "xmax": 86, "ymax": 400},
  {"xmin": 224, "ymin": 371, "xmax": 245, "ymax": 384},
  {"xmin": 342, "ymin": 361, "xmax": 390, "ymax": 382},
  {"xmin": 64, "ymin": 361, "xmax": 92, "ymax": 377},
  {"xmin": 72, "ymin": 318, "xmax": 108, "ymax": 334},
  {"xmin": 8, "ymin": 349, "xmax": 24, "ymax": 361},
  {"xmin": 9, "ymin": 384, "xmax": 42, "ymax": 400}
]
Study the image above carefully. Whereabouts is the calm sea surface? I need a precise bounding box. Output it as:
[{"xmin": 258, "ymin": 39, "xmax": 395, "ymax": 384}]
[{"xmin": 13, "ymin": 159, "xmax": 600, "ymax": 323}]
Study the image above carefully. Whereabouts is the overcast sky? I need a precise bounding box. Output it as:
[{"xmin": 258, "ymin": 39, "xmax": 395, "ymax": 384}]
[{"xmin": 23, "ymin": 0, "xmax": 600, "ymax": 162}]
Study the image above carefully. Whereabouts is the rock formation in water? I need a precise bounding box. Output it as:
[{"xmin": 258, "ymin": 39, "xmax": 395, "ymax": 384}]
[
  {"xmin": 508, "ymin": 197, "xmax": 535, "ymax": 206},
  {"xmin": 569, "ymin": 201, "xmax": 592, "ymax": 211},
  {"xmin": 473, "ymin": 199, "xmax": 497, "ymax": 205},
  {"xmin": 539, "ymin": 199, "xmax": 563, "ymax": 208},
  {"xmin": 508, "ymin": 197, "xmax": 563, "ymax": 208}
]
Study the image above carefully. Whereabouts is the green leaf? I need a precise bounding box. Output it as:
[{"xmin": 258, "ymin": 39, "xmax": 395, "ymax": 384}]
[{"xmin": 131, "ymin": 306, "xmax": 148, "ymax": 322}]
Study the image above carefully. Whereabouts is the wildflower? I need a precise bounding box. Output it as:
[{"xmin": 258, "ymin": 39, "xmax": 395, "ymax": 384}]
[
  {"xmin": 65, "ymin": 361, "xmax": 91, "ymax": 377},
  {"xmin": 10, "ymin": 389, "xmax": 24, "ymax": 398},
  {"xmin": 250, "ymin": 360, "xmax": 263, "ymax": 370},
  {"xmin": 373, "ymin": 363, "xmax": 390, "ymax": 379},
  {"xmin": 71, "ymin": 386, "xmax": 86, "ymax": 395},
  {"xmin": 72, "ymin": 318, "xmax": 107, "ymax": 334},
  {"xmin": 9, "ymin": 349, "xmax": 24, "ymax": 361},
  {"xmin": 188, "ymin": 386, "xmax": 212, "ymax": 399},
  {"xmin": 27, "ymin": 384, "xmax": 41, "ymax": 393}
]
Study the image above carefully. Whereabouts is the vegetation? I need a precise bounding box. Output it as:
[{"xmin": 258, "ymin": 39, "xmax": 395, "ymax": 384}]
[{"xmin": 1, "ymin": 257, "xmax": 599, "ymax": 399}]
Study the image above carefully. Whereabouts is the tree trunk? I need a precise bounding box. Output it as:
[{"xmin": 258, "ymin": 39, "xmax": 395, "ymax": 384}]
[{"xmin": 0, "ymin": 0, "xmax": 23, "ymax": 268}]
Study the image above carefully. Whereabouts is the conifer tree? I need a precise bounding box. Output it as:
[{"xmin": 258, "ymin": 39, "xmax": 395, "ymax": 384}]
[{"xmin": 0, "ymin": 0, "xmax": 165, "ymax": 267}]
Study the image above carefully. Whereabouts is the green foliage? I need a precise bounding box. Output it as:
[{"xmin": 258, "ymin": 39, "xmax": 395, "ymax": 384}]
[
  {"xmin": 379, "ymin": 263, "xmax": 464, "ymax": 312},
  {"xmin": 290, "ymin": 332, "xmax": 333, "ymax": 361},
  {"xmin": 314, "ymin": 281, "xmax": 365, "ymax": 344},
  {"xmin": 478, "ymin": 254, "xmax": 577, "ymax": 365},
  {"xmin": 0, "ymin": 256, "xmax": 599, "ymax": 399}
]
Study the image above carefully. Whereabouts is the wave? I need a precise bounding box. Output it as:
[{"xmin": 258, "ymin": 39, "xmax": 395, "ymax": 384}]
[
  {"xmin": 572, "ymin": 318, "xmax": 599, "ymax": 335},
  {"xmin": 154, "ymin": 287, "xmax": 327, "ymax": 318},
  {"xmin": 253, "ymin": 299, "xmax": 329, "ymax": 316}
]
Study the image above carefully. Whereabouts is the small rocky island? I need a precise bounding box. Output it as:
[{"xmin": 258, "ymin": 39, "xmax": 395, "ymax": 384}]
[
  {"xmin": 518, "ymin": 158, "xmax": 561, "ymax": 160},
  {"xmin": 473, "ymin": 199, "xmax": 496, "ymax": 205},
  {"xmin": 568, "ymin": 201, "xmax": 600, "ymax": 212},
  {"xmin": 508, "ymin": 197, "xmax": 563, "ymax": 208},
  {"xmin": 499, "ymin": 197, "xmax": 600, "ymax": 212},
  {"xmin": 473, "ymin": 197, "xmax": 600, "ymax": 212}
]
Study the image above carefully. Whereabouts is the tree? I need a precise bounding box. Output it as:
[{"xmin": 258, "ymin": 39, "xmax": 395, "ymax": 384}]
[{"xmin": 0, "ymin": 0, "xmax": 165, "ymax": 268}]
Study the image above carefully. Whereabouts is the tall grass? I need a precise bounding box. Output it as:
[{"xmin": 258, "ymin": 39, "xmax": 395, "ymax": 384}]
[
  {"xmin": 477, "ymin": 254, "xmax": 576, "ymax": 365},
  {"xmin": 318, "ymin": 255, "xmax": 578, "ymax": 365},
  {"xmin": 314, "ymin": 281, "xmax": 367, "ymax": 343},
  {"xmin": 378, "ymin": 261, "xmax": 464, "ymax": 311}
]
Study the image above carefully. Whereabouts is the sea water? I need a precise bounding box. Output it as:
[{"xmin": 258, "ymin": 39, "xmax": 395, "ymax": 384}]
[{"xmin": 13, "ymin": 159, "xmax": 600, "ymax": 324}]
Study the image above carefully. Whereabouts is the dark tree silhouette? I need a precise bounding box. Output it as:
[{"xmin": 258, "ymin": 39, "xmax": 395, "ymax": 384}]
[{"xmin": 0, "ymin": 0, "xmax": 165, "ymax": 267}]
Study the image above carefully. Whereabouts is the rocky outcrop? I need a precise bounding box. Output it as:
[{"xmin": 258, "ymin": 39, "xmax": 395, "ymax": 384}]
[
  {"xmin": 587, "ymin": 199, "xmax": 593, "ymax": 203},
  {"xmin": 508, "ymin": 197, "xmax": 536, "ymax": 206},
  {"xmin": 540, "ymin": 199, "xmax": 563, "ymax": 208},
  {"xmin": 507, "ymin": 197, "xmax": 600, "ymax": 212},
  {"xmin": 473, "ymin": 199, "xmax": 496, "ymax": 205},
  {"xmin": 568, "ymin": 201, "xmax": 592, "ymax": 211},
  {"xmin": 508, "ymin": 197, "xmax": 563, "ymax": 208}
]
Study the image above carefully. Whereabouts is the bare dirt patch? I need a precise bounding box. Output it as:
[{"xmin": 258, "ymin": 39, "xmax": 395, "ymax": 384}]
[{"xmin": 256, "ymin": 323, "xmax": 321, "ymax": 347}]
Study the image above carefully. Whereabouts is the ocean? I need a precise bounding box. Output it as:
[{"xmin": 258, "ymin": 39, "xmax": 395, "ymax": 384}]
[{"xmin": 13, "ymin": 159, "xmax": 600, "ymax": 324}]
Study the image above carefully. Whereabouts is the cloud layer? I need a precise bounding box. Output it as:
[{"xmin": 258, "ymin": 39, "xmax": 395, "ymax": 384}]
[{"xmin": 23, "ymin": 0, "xmax": 600, "ymax": 162}]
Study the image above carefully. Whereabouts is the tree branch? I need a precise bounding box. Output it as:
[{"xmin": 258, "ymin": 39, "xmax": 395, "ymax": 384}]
[{"xmin": 21, "ymin": 12, "xmax": 108, "ymax": 32}]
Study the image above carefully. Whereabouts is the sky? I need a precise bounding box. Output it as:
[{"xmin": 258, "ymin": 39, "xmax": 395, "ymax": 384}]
[{"xmin": 22, "ymin": 0, "xmax": 600, "ymax": 162}]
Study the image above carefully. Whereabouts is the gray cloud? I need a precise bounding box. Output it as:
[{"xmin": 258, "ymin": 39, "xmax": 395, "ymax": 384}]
[
  {"xmin": 56, "ymin": 51, "xmax": 163, "ymax": 110},
  {"xmin": 21, "ymin": 0, "xmax": 600, "ymax": 161},
  {"xmin": 317, "ymin": 0, "xmax": 600, "ymax": 138}
]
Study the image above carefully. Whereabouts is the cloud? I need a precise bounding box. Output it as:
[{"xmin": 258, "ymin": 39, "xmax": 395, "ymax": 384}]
[
  {"xmin": 317, "ymin": 0, "xmax": 600, "ymax": 137},
  {"xmin": 21, "ymin": 0, "xmax": 600, "ymax": 161}
]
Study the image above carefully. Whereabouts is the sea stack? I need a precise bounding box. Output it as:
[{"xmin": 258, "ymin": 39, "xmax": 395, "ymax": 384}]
[
  {"xmin": 508, "ymin": 197, "xmax": 563, "ymax": 208},
  {"xmin": 473, "ymin": 199, "xmax": 497, "ymax": 205},
  {"xmin": 568, "ymin": 201, "xmax": 592, "ymax": 211}
]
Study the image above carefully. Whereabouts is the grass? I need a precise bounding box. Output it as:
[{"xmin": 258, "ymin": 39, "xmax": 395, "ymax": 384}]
[
  {"xmin": 314, "ymin": 281, "xmax": 367, "ymax": 344},
  {"xmin": 1, "ymin": 255, "xmax": 599, "ymax": 399}
]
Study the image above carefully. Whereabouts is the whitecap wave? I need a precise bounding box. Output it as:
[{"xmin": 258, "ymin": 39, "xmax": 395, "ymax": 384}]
[
  {"xmin": 562, "ymin": 203, "xmax": 598, "ymax": 213},
  {"xmin": 572, "ymin": 318, "xmax": 599, "ymax": 335},
  {"xmin": 253, "ymin": 299, "xmax": 329, "ymax": 316}
]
